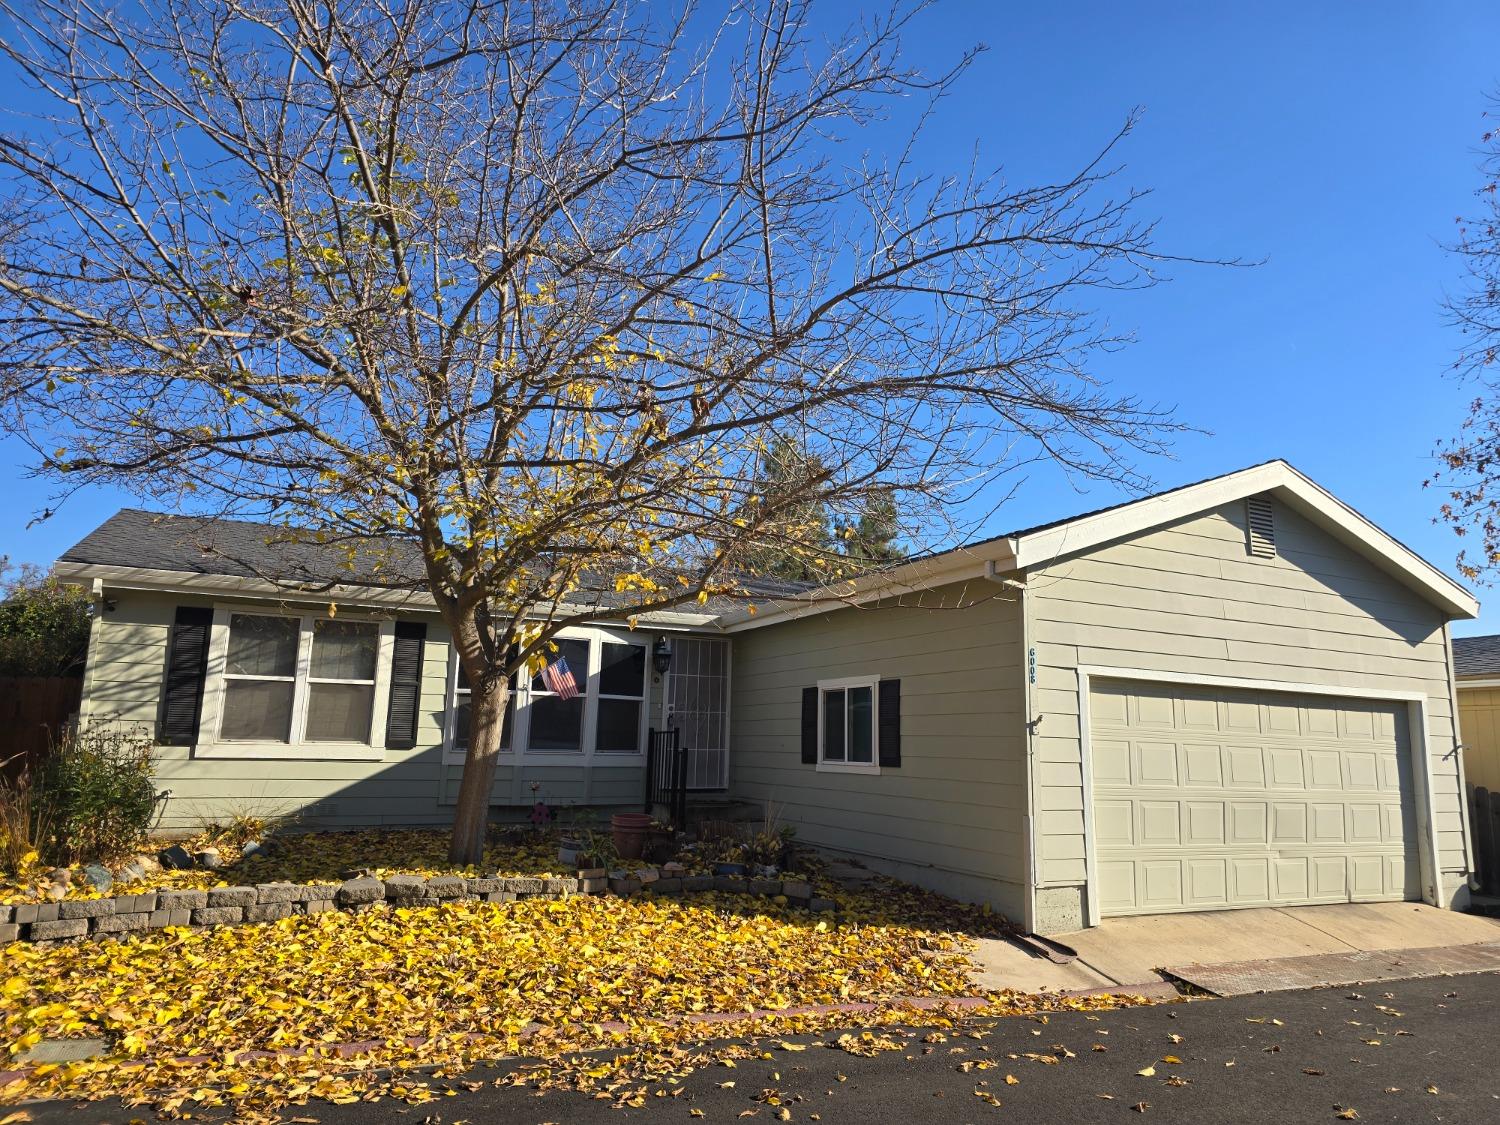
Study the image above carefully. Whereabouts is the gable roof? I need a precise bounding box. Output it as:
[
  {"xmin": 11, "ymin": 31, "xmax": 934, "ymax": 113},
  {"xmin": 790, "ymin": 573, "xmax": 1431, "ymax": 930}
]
[
  {"xmin": 1453, "ymin": 634, "xmax": 1500, "ymax": 677},
  {"xmin": 715, "ymin": 460, "xmax": 1479, "ymax": 629}
]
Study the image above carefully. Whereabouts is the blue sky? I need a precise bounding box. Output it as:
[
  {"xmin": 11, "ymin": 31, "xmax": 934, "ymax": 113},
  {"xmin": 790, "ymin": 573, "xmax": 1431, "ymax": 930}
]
[{"xmin": 3, "ymin": 1, "xmax": 1499, "ymax": 631}]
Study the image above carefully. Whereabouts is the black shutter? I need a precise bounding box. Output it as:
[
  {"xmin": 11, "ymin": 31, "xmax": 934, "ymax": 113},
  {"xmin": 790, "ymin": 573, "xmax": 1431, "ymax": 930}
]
[
  {"xmin": 878, "ymin": 678, "xmax": 901, "ymax": 768},
  {"xmin": 800, "ymin": 686, "xmax": 818, "ymax": 764},
  {"xmin": 385, "ymin": 621, "xmax": 427, "ymax": 749},
  {"xmin": 160, "ymin": 606, "xmax": 212, "ymax": 745}
]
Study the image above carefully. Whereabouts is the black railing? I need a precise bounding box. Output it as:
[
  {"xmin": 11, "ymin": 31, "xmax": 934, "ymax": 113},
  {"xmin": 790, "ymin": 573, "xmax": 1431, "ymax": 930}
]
[{"xmin": 646, "ymin": 727, "xmax": 686, "ymax": 829}]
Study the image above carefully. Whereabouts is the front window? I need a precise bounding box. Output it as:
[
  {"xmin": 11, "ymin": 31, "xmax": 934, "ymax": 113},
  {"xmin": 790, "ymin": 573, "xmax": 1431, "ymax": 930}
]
[
  {"xmin": 211, "ymin": 611, "xmax": 390, "ymax": 750},
  {"xmin": 444, "ymin": 630, "xmax": 647, "ymax": 759},
  {"xmin": 818, "ymin": 677, "xmax": 878, "ymax": 772}
]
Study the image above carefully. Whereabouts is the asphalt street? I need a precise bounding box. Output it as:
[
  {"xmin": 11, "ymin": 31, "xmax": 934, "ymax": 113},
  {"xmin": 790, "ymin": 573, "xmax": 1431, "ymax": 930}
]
[{"xmin": 25, "ymin": 970, "xmax": 1500, "ymax": 1124}]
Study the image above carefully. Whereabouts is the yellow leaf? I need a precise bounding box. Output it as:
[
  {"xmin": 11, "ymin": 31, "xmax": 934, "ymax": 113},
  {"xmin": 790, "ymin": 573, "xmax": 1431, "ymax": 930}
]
[{"xmin": 1136, "ymin": 1065, "xmax": 1156, "ymax": 1077}]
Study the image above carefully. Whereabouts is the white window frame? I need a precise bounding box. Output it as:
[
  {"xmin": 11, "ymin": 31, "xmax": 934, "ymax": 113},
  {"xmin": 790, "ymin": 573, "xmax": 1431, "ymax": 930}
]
[
  {"xmin": 196, "ymin": 606, "xmax": 394, "ymax": 761},
  {"xmin": 442, "ymin": 626, "xmax": 649, "ymax": 764},
  {"xmin": 816, "ymin": 675, "xmax": 881, "ymax": 775}
]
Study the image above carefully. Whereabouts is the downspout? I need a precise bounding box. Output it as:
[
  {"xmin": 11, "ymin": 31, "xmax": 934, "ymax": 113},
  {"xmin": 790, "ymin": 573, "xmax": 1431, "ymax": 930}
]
[
  {"xmin": 1442, "ymin": 621, "xmax": 1480, "ymax": 895},
  {"xmin": 981, "ymin": 561, "xmax": 1035, "ymax": 933}
]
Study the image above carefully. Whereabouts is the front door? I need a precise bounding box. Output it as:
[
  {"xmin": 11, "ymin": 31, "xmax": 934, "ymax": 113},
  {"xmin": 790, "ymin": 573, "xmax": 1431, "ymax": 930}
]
[{"xmin": 662, "ymin": 636, "xmax": 730, "ymax": 789}]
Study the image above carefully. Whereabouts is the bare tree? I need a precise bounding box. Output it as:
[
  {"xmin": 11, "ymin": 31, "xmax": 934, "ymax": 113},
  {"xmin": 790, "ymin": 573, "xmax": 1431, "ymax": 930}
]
[
  {"xmin": 0, "ymin": 0, "xmax": 1184, "ymax": 862},
  {"xmin": 1434, "ymin": 92, "xmax": 1500, "ymax": 579}
]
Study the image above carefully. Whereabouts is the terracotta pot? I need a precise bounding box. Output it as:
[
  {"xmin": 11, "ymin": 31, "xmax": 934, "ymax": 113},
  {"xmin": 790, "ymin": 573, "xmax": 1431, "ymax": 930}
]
[{"xmin": 611, "ymin": 812, "xmax": 654, "ymax": 860}]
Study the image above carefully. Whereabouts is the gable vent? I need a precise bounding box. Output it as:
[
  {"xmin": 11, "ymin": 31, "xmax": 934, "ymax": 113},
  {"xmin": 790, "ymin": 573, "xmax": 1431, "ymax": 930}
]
[{"xmin": 1245, "ymin": 495, "xmax": 1276, "ymax": 558}]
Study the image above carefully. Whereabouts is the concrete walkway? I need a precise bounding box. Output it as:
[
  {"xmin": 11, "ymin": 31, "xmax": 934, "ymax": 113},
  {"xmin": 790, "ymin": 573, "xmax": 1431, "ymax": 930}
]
[{"xmin": 967, "ymin": 902, "xmax": 1500, "ymax": 994}]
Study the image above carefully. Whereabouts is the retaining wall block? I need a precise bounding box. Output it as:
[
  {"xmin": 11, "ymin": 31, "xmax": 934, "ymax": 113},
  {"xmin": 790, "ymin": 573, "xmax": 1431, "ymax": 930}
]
[
  {"xmin": 192, "ymin": 906, "xmax": 246, "ymax": 926},
  {"xmin": 31, "ymin": 918, "xmax": 88, "ymax": 941},
  {"xmin": 206, "ymin": 886, "xmax": 257, "ymax": 908}
]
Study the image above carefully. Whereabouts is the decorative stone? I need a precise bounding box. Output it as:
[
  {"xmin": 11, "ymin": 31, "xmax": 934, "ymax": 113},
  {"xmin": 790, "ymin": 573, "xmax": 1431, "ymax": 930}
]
[
  {"xmin": 206, "ymin": 886, "xmax": 257, "ymax": 908},
  {"xmin": 42, "ymin": 882, "xmax": 67, "ymax": 902},
  {"xmin": 195, "ymin": 848, "xmax": 223, "ymax": 870},
  {"xmin": 336, "ymin": 877, "xmax": 385, "ymax": 906},
  {"xmin": 383, "ymin": 875, "xmax": 430, "ymax": 901},
  {"xmin": 157, "ymin": 889, "xmax": 208, "ymax": 911},
  {"xmin": 59, "ymin": 897, "xmax": 115, "ymax": 920},
  {"xmin": 115, "ymin": 859, "xmax": 148, "ymax": 883},
  {"xmin": 157, "ymin": 844, "xmax": 194, "ymax": 871},
  {"xmin": 240, "ymin": 840, "xmax": 266, "ymax": 859},
  {"xmin": 245, "ymin": 902, "xmax": 291, "ymax": 922},
  {"xmin": 46, "ymin": 866, "xmax": 72, "ymax": 886},
  {"xmin": 682, "ymin": 875, "xmax": 713, "ymax": 893},
  {"xmin": 749, "ymin": 878, "xmax": 782, "ymax": 897},
  {"xmin": 134, "ymin": 854, "xmax": 163, "ymax": 876},
  {"xmin": 30, "ymin": 918, "xmax": 88, "ymax": 941},
  {"xmin": 93, "ymin": 912, "xmax": 151, "ymax": 934},
  {"xmin": 634, "ymin": 868, "xmax": 659, "ymax": 884},
  {"xmin": 427, "ymin": 876, "xmax": 466, "ymax": 898},
  {"xmin": 809, "ymin": 897, "xmax": 837, "ymax": 913},
  {"xmin": 661, "ymin": 862, "xmax": 687, "ymax": 875},
  {"xmin": 81, "ymin": 864, "xmax": 113, "ymax": 892},
  {"xmin": 191, "ymin": 906, "xmax": 245, "ymax": 926},
  {"xmin": 780, "ymin": 879, "xmax": 812, "ymax": 900}
]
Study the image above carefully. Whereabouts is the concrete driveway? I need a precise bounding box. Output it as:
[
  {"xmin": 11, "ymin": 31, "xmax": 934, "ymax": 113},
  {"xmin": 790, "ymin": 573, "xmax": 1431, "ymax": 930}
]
[{"xmin": 968, "ymin": 901, "xmax": 1500, "ymax": 996}]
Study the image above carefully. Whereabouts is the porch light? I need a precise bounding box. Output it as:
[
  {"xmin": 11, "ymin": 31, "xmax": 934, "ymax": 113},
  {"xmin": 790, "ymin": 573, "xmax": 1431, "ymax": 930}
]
[{"xmin": 652, "ymin": 635, "xmax": 673, "ymax": 676}]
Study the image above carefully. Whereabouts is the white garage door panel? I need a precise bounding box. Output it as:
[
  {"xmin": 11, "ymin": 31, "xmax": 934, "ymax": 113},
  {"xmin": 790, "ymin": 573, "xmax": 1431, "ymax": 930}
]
[{"xmin": 1090, "ymin": 680, "xmax": 1421, "ymax": 917}]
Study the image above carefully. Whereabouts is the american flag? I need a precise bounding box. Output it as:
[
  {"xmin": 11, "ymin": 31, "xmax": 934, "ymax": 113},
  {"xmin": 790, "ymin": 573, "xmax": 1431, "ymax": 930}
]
[{"xmin": 540, "ymin": 655, "xmax": 579, "ymax": 700}]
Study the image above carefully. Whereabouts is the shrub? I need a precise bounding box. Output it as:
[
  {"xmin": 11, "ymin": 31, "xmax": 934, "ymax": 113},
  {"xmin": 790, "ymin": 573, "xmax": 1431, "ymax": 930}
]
[
  {"xmin": 34, "ymin": 724, "xmax": 163, "ymax": 865},
  {"xmin": 0, "ymin": 757, "xmax": 53, "ymax": 876},
  {"xmin": 0, "ymin": 562, "xmax": 92, "ymax": 678}
]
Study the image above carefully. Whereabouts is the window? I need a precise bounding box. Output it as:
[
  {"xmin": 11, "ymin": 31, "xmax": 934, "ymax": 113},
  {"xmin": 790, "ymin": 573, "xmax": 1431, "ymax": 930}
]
[
  {"xmin": 596, "ymin": 640, "xmax": 646, "ymax": 754},
  {"xmin": 818, "ymin": 676, "xmax": 879, "ymax": 773},
  {"xmin": 449, "ymin": 661, "xmax": 514, "ymax": 753},
  {"xmin": 444, "ymin": 629, "xmax": 648, "ymax": 760},
  {"xmin": 202, "ymin": 609, "xmax": 392, "ymax": 758}
]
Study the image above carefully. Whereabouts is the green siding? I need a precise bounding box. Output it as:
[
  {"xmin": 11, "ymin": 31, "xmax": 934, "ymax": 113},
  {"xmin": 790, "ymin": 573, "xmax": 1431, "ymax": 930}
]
[
  {"xmin": 729, "ymin": 584, "xmax": 1028, "ymax": 920},
  {"xmin": 79, "ymin": 590, "xmax": 649, "ymax": 830}
]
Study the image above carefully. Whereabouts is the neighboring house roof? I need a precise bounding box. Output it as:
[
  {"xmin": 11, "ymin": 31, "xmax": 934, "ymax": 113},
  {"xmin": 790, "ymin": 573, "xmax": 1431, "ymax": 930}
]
[
  {"xmin": 52, "ymin": 460, "xmax": 1480, "ymax": 627},
  {"xmin": 1453, "ymin": 634, "xmax": 1500, "ymax": 677}
]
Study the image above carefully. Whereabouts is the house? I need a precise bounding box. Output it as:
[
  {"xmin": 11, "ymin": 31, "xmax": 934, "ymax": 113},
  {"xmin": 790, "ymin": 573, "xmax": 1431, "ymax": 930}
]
[
  {"xmin": 56, "ymin": 460, "xmax": 1480, "ymax": 934},
  {"xmin": 1452, "ymin": 634, "xmax": 1500, "ymax": 793}
]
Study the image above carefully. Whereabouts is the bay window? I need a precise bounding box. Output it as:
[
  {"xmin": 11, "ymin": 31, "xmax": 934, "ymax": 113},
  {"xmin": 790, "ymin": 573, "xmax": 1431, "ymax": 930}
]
[{"xmin": 443, "ymin": 628, "xmax": 648, "ymax": 760}]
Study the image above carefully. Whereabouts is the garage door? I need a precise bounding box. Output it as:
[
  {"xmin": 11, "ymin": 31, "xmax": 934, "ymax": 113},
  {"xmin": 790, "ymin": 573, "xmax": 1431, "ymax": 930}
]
[{"xmin": 1090, "ymin": 679, "xmax": 1420, "ymax": 917}]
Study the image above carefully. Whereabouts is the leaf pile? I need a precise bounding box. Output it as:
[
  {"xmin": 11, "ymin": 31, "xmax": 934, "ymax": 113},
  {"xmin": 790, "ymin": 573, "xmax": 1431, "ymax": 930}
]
[{"xmin": 0, "ymin": 885, "xmax": 1119, "ymax": 1118}]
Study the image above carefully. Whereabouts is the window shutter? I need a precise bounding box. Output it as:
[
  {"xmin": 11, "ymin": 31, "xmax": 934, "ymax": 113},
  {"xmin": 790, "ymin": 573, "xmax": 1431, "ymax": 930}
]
[
  {"xmin": 878, "ymin": 678, "xmax": 901, "ymax": 768},
  {"xmin": 800, "ymin": 686, "xmax": 818, "ymax": 764},
  {"xmin": 385, "ymin": 621, "xmax": 427, "ymax": 749},
  {"xmin": 160, "ymin": 606, "xmax": 212, "ymax": 745}
]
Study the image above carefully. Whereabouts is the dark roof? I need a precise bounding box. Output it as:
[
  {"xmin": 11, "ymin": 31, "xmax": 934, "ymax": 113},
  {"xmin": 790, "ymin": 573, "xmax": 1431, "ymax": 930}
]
[
  {"xmin": 1454, "ymin": 634, "xmax": 1500, "ymax": 677},
  {"xmin": 60, "ymin": 509, "xmax": 426, "ymax": 590}
]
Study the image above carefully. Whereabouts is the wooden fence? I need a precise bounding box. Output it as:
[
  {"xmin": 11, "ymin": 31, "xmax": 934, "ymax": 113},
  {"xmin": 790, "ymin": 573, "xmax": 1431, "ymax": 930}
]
[
  {"xmin": 0, "ymin": 676, "xmax": 82, "ymax": 781},
  {"xmin": 1473, "ymin": 785, "xmax": 1500, "ymax": 897}
]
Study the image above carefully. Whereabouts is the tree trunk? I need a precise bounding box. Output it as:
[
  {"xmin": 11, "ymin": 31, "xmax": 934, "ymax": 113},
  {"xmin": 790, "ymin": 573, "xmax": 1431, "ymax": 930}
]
[{"xmin": 448, "ymin": 674, "xmax": 511, "ymax": 865}]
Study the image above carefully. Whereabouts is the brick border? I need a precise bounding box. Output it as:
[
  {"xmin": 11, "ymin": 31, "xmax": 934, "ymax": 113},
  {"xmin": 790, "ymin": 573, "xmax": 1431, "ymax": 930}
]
[{"xmin": 0, "ymin": 868, "xmax": 835, "ymax": 946}]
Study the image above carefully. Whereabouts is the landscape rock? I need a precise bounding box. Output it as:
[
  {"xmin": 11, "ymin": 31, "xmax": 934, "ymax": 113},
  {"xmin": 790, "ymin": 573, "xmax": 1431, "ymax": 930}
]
[
  {"xmin": 195, "ymin": 848, "xmax": 223, "ymax": 870},
  {"xmin": 116, "ymin": 859, "xmax": 147, "ymax": 883},
  {"xmin": 157, "ymin": 844, "xmax": 194, "ymax": 871},
  {"xmin": 81, "ymin": 864, "xmax": 113, "ymax": 892}
]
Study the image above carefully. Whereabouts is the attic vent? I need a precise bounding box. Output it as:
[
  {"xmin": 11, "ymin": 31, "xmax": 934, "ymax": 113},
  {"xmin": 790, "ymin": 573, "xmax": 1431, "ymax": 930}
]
[{"xmin": 1245, "ymin": 496, "xmax": 1276, "ymax": 558}]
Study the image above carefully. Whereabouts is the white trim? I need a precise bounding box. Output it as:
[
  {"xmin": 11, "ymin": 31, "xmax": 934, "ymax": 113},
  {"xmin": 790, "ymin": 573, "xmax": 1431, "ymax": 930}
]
[
  {"xmin": 814, "ymin": 675, "xmax": 881, "ymax": 775},
  {"xmin": 1013, "ymin": 462, "xmax": 1477, "ymax": 619},
  {"xmin": 196, "ymin": 606, "xmax": 394, "ymax": 761},
  {"xmin": 1074, "ymin": 664, "xmax": 1446, "ymax": 928},
  {"xmin": 1455, "ymin": 677, "xmax": 1500, "ymax": 690},
  {"xmin": 1445, "ymin": 625, "xmax": 1478, "ymax": 887}
]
